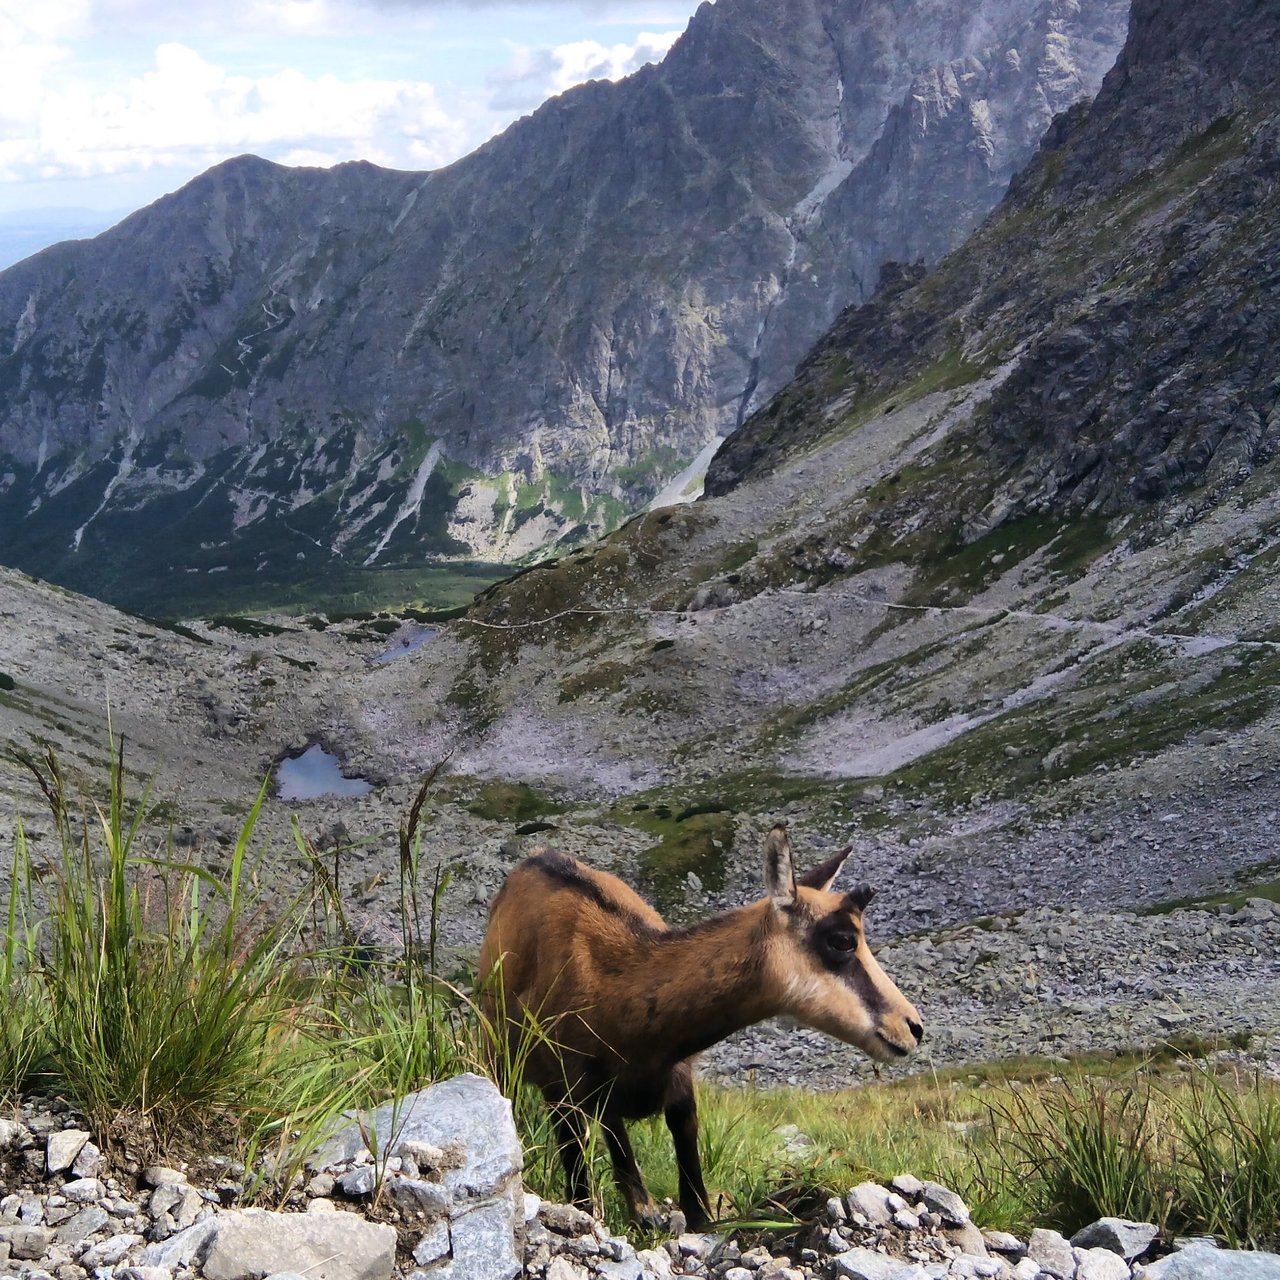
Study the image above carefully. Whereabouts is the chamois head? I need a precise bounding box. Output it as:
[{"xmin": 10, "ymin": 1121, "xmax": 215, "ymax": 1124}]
[{"xmin": 762, "ymin": 823, "xmax": 923, "ymax": 1063}]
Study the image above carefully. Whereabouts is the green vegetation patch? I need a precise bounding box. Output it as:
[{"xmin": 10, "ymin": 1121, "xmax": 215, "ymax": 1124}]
[
  {"xmin": 886, "ymin": 641, "xmax": 1280, "ymax": 806},
  {"xmin": 204, "ymin": 615, "xmax": 292, "ymax": 638},
  {"xmin": 466, "ymin": 780, "xmax": 564, "ymax": 824},
  {"xmin": 558, "ymin": 661, "xmax": 631, "ymax": 703},
  {"xmin": 636, "ymin": 811, "xmax": 737, "ymax": 913}
]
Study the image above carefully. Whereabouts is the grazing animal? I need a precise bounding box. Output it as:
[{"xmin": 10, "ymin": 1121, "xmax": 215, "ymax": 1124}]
[{"xmin": 478, "ymin": 823, "xmax": 923, "ymax": 1227}]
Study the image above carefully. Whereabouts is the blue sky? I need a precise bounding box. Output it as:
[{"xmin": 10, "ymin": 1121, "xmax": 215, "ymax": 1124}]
[{"xmin": 0, "ymin": 0, "xmax": 704, "ymax": 260}]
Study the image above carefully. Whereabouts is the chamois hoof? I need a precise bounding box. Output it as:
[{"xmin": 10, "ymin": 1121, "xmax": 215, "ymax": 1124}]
[{"xmin": 633, "ymin": 1202, "xmax": 664, "ymax": 1230}]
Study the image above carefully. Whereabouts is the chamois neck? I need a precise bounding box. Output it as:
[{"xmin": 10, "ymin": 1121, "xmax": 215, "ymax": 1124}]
[{"xmin": 635, "ymin": 900, "xmax": 780, "ymax": 1062}]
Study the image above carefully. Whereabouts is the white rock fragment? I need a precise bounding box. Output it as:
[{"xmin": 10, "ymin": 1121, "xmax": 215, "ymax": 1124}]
[{"xmin": 46, "ymin": 1130, "xmax": 91, "ymax": 1175}]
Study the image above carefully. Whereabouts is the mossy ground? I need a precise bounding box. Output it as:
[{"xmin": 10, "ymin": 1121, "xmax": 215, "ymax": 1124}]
[{"xmin": 466, "ymin": 780, "xmax": 565, "ymax": 824}]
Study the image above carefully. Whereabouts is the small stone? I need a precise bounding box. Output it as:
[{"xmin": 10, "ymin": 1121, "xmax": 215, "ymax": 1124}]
[
  {"xmin": 724, "ymin": 1269, "xmax": 755, "ymax": 1280},
  {"xmin": 598, "ymin": 1260, "xmax": 644, "ymax": 1280},
  {"xmin": 846, "ymin": 1182, "xmax": 893, "ymax": 1226},
  {"xmin": 826, "ymin": 1197, "xmax": 847, "ymax": 1223},
  {"xmin": 636, "ymin": 1247, "xmax": 674, "ymax": 1280},
  {"xmin": 946, "ymin": 1223, "xmax": 988, "ymax": 1257},
  {"xmin": 386, "ymin": 1176, "xmax": 449, "ymax": 1215},
  {"xmin": 919, "ymin": 1182, "xmax": 969, "ymax": 1226},
  {"xmin": 55, "ymin": 1205, "xmax": 110, "ymax": 1245},
  {"xmin": 337, "ymin": 1166, "xmax": 377, "ymax": 1198},
  {"xmin": 892, "ymin": 1209, "xmax": 919, "ymax": 1230},
  {"xmin": 46, "ymin": 1132, "xmax": 91, "ymax": 1175},
  {"xmin": 677, "ymin": 1234, "xmax": 711, "ymax": 1259},
  {"xmin": 60, "ymin": 1179, "xmax": 104, "ymax": 1205},
  {"xmin": 143, "ymin": 1169, "xmax": 187, "ymax": 1189},
  {"xmin": 831, "ymin": 1247, "xmax": 927, "ymax": 1279},
  {"xmin": 1011, "ymin": 1260, "xmax": 1041, "ymax": 1280},
  {"xmin": 305, "ymin": 1198, "xmax": 336, "ymax": 1213},
  {"xmin": 70, "ymin": 1144, "xmax": 102, "ymax": 1180},
  {"xmin": 545, "ymin": 1258, "xmax": 589, "ymax": 1280},
  {"xmin": 540, "ymin": 1204, "xmax": 599, "ymax": 1237},
  {"xmin": 306, "ymin": 1174, "xmax": 335, "ymax": 1198},
  {"xmin": 1026, "ymin": 1229, "xmax": 1075, "ymax": 1279},
  {"xmin": 889, "ymin": 1175, "xmax": 924, "ymax": 1199},
  {"xmin": 8, "ymin": 1226, "xmax": 53, "ymax": 1260},
  {"xmin": 200, "ymin": 1208, "xmax": 397, "ymax": 1280},
  {"xmin": 982, "ymin": 1232, "xmax": 1024, "ymax": 1257},
  {"xmin": 412, "ymin": 1220, "xmax": 450, "ymax": 1267},
  {"xmin": 1074, "ymin": 1247, "xmax": 1130, "ymax": 1280},
  {"xmin": 81, "ymin": 1233, "xmax": 142, "ymax": 1267}
]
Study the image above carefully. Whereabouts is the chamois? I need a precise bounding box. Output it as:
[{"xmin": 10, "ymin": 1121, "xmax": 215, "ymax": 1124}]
[{"xmin": 478, "ymin": 823, "xmax": 923, "ymax": 1227}]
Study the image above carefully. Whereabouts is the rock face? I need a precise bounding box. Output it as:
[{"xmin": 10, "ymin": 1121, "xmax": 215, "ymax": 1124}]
[
  {"xmin": 0, "ymin": 0, "xmax": 1125, "ymax": 607},
  {"xmin": 705, "ymin": 0, "xmax": 1280, "ymax": 528}
]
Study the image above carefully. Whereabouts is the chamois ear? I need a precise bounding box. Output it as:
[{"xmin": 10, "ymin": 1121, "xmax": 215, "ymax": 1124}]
[
  {"xmin": 796, "ymin": 843, "xmax": 855, "ymax": 892},
  {"xmin": 762, "ymin": 823, "xmax": 797, "ymax": 907}
]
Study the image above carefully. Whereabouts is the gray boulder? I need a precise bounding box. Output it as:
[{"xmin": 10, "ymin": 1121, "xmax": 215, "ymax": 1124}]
[
  {"xmin": 920, "ymin": 1182, "xmax": 970, "ymax": 1226},
  {"xmin": 314, "ymin": 1074, "xmax": 524, "ymax": 1280},
  {"xmin": 845, "ymin": 1182, "xmax": 894, "ymax": 1226},
  {"xmin": 1071, "ymin": 1217, "xmax": 1160, "ymax": 1259},
  {"xmin": 1026, "ymin": 1228, "xmax": 1076, "ymax": 1279},
  {"xmin": 200, "ymin": 1208, "xmax": 396, "ymax": 1280},
  {"xmin": 1134, "ymin": 1242, "xmax": 1280, "ymax": 1278},
  {"xmin": 1075, "ymin": 1247, "xmax": 1131, "ymax": 1280},
  {"xmin": 831, "ymin": 1247, "xmax": 929, "ymax": 1280}
]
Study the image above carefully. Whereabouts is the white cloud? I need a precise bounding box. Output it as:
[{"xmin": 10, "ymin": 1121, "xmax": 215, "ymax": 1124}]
[
  {"xmin": 0, "ymin": 39, "xmax": 470, "ymax": 182},
  {"xmin": 0, "ymin": 0, "xmax": 702, "ymax": 218},
  {"xmin": 489, "ymin": 28, "xmax": 680, "ymax": 110}
]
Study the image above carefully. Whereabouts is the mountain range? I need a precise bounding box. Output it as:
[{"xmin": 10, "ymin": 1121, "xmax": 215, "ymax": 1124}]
[{"xmin": 0, "ymin": 0, "xmax": 1126, "ymax": 611}]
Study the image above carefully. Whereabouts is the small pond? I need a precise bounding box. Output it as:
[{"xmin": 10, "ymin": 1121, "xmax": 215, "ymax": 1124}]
[
  {"xmin": 276, "ymin": 744, "xmax": 373, "ymax": 800},
  {"xmin": 374, "ymin": 626, "xmax": 438, "ymax": 664}
]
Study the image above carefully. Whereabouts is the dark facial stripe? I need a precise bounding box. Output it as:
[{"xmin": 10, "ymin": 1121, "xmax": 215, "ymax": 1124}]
[
  {"xmin": 810, "ymin": 911, "xmax": 890, "ymax": 1016},
  {"xmin": 846, "ymin": 952, "xmax": 891, "ymax": 1017}
]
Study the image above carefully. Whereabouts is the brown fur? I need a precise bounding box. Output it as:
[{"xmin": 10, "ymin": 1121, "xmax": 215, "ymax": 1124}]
[{"xmin": 478, "ymin": 831, "xmax": 922, "ymax": 1226}]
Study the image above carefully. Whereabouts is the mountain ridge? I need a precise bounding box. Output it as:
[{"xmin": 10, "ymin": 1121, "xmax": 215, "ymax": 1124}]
[{"xmin": 0, "ymin": 0, "xmax": 1126, "ymax": 611}]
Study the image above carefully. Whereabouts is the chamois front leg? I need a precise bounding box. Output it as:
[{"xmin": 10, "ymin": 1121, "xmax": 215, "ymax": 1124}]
[
  {"xmin": 601, "ymin": 1114, "xmax": 661, "ymax": 1226},
  {"xmin": 665, "ymin": 1064, "xmax": 711, "ymax": 1229}
]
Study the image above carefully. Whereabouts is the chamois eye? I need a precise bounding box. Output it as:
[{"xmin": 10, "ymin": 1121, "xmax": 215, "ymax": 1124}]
[{"xmin": 827, "ymin": 931, "xmax": 858, "ymax": 953}]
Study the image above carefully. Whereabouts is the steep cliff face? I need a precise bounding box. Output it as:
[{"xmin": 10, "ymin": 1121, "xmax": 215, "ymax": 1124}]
[
  {"xmin": 0, "ymin": 0, "xmax": 1126, "ymax": 609},
  {"xmin": 706, "ymin": 0, "xmax": 1280, "ymax": 527}
]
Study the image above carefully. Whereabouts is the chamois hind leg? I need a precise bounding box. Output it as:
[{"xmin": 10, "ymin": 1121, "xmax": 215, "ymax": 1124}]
[
  {"xmin": 550, "ymin": 1104, "xmax": 592, "ymax": 1212},
  {"xmin": 665, "ymin": 1062, "xmax": 711, "ymax": 1229},
  {"xmin": 601, "ymin": 1113, "xmax": 661, "ymax": 1227}
]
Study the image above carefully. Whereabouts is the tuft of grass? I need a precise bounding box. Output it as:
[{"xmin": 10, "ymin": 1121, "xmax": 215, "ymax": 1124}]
[
  {"xmin": 16, "ymin": 742, "xmax": 319, "ymax": 1153},
  {"xmin": 467, "ymin": 780, "xmax": 563, "ymax": 824},
  {"xmin": 973, "ymin": 1066, "xmax": 1280, "ymax": 1247}
]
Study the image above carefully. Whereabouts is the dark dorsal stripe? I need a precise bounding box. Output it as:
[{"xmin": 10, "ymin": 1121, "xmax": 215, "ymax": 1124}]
[{"xmin": 526, "ymin": 850, "xmax": 656, "ymax": 933}]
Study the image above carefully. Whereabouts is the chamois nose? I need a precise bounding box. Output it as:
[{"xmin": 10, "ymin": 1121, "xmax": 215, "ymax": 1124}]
[{"xmin": 907, "ymin": 1018, "xmax": 924, "ymax": 1044}]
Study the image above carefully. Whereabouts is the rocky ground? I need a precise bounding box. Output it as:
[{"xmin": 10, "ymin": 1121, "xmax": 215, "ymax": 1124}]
[
  {"xmin": 3, "ymin": 549, "xmax": 1280, "ymax": 1087},
  {"xmin": 1, "ymin": 1076, "xmax": 1273, "ymax": 1280}
]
